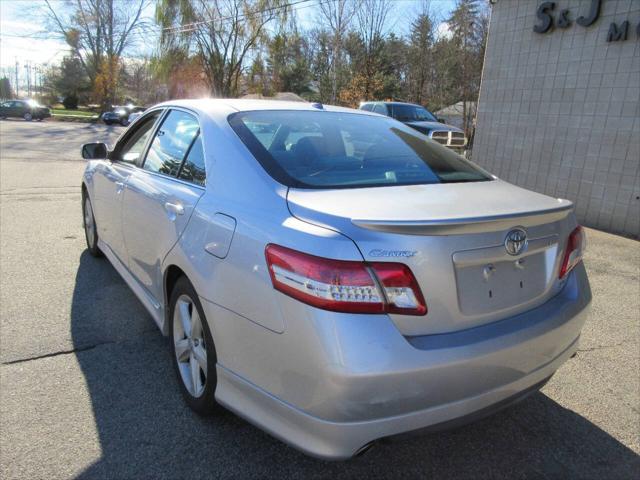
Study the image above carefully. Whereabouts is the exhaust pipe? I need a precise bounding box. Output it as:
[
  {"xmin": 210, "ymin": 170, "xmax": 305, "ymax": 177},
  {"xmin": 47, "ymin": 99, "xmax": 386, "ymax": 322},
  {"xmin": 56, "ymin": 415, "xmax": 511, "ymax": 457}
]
[{"xmin": 354, "ymin": 441, "xmax": 375, "ymax": 457}]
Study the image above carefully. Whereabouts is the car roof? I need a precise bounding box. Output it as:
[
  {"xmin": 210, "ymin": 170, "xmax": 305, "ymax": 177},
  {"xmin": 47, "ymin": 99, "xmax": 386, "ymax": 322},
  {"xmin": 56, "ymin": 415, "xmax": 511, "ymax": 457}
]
[
  {"xmin": 153, "ymin": 98, "xmax": 377, "ymax": 119},
  {"xmin": 385, "ymin": 102, "xmax": 423, "ymax": 107},
  {"xmin": 363, "ymin": 101, "xmax": 428, "ymax": 107}
]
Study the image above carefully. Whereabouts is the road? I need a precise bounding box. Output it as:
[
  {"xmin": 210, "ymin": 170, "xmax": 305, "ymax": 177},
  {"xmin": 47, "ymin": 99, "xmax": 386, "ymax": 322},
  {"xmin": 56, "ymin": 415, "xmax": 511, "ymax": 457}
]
[{"xmin": 0, "ymin": 119, "xmax": 638, "ymax": 479}]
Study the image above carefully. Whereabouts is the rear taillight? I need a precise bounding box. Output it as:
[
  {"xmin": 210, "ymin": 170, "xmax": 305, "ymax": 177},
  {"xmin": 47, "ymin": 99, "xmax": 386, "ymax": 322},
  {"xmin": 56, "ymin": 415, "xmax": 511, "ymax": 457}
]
[
  {"xmin": 265, "ymin": 244, "xmax": 427, "ymax": 315},
  {"xmin": 369, "ymin": 262, "xmax": 427, "ymax": 315},
  {"xmin": 559, "ymin": 226, "xmax": 586, "ymax": 279}
]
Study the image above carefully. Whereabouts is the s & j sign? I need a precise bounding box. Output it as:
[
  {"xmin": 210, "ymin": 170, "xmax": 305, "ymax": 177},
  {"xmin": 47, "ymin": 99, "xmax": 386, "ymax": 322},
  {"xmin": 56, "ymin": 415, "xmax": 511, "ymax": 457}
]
[{"xmin": 533, "ymin": 0, "xmax": 640, "ymax": 42}]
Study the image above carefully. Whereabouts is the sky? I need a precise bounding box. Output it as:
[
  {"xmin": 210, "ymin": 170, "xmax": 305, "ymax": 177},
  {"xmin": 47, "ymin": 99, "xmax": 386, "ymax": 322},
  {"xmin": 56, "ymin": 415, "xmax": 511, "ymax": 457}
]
[{"xmin": 0, "ymin": 0, "xmax": 458, "ymax": 88}]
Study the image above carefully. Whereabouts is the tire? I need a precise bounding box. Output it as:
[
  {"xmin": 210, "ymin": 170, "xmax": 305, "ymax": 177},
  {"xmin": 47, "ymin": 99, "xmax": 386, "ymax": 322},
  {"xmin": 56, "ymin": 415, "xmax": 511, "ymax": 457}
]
[
  {"xmin": 82, "ymin": 192, "xmax": 103, "ymax": 257},
  {"xmin": 120, "ymin": 118, "xmax": 128, "ymax": 126},
  {"xmin": 169, "ymin": 276, "xmax": 219, "ymax": 415},
  {"xmin": 104, "ymin": 120, "xmax": 112, "ymax": 125},
  {"xmin": 24, "ymin": 112, "xmax": 32, "ymax": 121}
]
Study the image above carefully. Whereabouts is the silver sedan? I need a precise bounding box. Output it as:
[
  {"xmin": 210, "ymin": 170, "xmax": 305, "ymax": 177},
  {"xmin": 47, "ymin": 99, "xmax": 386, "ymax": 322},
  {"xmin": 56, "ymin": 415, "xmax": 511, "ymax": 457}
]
[{"xmin": 80, "ymin": 100, "xmax": 591, "ymax": 459}]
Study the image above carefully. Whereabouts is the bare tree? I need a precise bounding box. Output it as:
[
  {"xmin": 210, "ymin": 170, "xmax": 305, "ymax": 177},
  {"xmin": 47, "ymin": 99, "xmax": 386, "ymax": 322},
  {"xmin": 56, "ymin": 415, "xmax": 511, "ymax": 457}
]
[
  {"xmin": 317, "ymin": 0, "xmax": 358, "ymax": 103},
  {"xmin": 44, "ymin": 0, "xmax": 150, "ymax": 106},
  {"xmin": 355, "ymin": 0, "xmax": 391, "ymax": 100},
  {"xmin": 157, "ymin": 0, "xmax": 285, "ymax": 97}
]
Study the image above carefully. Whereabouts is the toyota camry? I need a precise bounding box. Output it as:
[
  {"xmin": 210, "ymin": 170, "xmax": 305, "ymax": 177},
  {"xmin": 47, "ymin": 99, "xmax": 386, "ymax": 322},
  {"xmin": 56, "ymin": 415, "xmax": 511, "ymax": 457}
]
[{"xmin": 80, "ymin": 99, "xmax": 591, "ymax": 459}]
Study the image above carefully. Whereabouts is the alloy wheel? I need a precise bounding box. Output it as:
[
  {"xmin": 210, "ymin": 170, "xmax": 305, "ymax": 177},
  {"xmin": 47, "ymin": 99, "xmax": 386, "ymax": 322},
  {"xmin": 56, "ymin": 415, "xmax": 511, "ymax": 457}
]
[{"xmin": 173, "ymin": 295, "xmax": 208, "ymax": 398}]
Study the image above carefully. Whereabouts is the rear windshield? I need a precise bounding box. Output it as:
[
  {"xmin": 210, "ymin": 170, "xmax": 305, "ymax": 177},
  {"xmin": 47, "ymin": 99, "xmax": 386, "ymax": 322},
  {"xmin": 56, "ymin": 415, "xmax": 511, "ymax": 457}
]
[{"xmin": 228, "ymin": 110, "xmax": 490, "ymax": 189}]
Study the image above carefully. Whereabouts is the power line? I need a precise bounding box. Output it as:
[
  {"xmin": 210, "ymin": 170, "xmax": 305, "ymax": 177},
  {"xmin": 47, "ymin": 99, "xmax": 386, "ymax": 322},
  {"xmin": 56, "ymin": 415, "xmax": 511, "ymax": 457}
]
[
  {"xmin": 127, "ymin": 0, "xmax": 452, "ymax": 40},
  {"xmin": 121, "ymin": 0, "xmax": 334, "ymax": 45},
  {"xmin": 162, "ymin": 0, "xmax": 316, "ymax": 34},
  {"xmin": 2, "ymin": 0, "xmax": 461, "ymax": 62},
  {"xmin": 0, "ymin": 32, "xmax": 66, "ymax": 40}
]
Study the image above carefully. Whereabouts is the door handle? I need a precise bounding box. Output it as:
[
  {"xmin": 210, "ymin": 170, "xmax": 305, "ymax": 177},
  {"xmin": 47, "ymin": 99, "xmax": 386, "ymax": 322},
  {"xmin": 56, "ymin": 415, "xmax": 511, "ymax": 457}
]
[{"xmin": 164, "ymin": 202, "xmax": 184, "ymax": 217}]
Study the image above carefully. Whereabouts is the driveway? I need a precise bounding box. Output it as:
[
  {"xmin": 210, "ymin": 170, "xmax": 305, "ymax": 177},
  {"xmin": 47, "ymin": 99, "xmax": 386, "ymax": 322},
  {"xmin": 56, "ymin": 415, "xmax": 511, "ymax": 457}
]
[{"xmin": 0, "ymin": 120, "xmax": 638, "ymax": 479}]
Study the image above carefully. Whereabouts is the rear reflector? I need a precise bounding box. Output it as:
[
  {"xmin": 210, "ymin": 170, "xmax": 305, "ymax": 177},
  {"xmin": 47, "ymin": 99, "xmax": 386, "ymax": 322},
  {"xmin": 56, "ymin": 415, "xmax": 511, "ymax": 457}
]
[
  {"xmin": 559, "ymin": 226, "xmax": 586, "ymax": 279},
  {"xmin": 265, "ymin": 244, "xmax": 427, "ymax": 315}
]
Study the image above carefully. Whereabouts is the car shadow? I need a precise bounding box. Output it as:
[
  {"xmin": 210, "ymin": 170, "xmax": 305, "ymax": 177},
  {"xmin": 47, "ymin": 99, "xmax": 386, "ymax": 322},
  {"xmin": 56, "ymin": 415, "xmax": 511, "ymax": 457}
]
[{"xmin": 71, "ymin": 251, "xmax": 639, "ymax": 479}]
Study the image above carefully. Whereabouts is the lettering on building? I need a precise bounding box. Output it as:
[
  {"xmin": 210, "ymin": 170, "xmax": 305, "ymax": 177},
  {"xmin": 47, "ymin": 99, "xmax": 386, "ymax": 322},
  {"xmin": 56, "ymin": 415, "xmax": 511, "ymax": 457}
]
[{"xmin": 533, "ymin": 0, "xmax": 639, "ymax": 42}]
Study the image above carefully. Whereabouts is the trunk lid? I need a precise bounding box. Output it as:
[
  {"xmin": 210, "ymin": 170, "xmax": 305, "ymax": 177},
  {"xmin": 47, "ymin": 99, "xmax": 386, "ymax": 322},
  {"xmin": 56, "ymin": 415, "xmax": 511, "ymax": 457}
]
[{"xmin": 287, "ymin": 180, "xmax": 575, "ymax": 336}]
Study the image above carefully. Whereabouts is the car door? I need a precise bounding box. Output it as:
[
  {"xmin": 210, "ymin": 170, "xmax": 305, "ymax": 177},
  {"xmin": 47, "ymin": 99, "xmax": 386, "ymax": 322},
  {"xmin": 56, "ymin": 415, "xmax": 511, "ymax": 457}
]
[
  {"xmin": 7, "ymin": 101, "xmax": 21, "ymax": 117},
  {"xmin": 0, "ymin": 101, "xmax": 11, "ymax": 117},
  {"xmin": 121, "ymin": 108, "xmax": 206, "ymax": 302},
  {"xmin": 16, "ymin": 101, "xmax": 29, "ymax": 118},
  {"xmin": 91, "ymin": 110, "xmax": 163, "ymax": 262}
]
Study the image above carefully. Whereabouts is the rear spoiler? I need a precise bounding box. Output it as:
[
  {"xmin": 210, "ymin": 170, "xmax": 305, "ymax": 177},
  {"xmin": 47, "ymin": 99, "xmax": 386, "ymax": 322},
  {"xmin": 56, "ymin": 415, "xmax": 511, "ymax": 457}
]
[{"xmin": 351, "ymin": 203, "xmax": 573, "ymax": 236}]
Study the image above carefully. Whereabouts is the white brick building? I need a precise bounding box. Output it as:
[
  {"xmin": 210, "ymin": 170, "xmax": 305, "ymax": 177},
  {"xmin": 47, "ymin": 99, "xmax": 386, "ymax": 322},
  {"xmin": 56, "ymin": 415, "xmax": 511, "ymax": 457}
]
[{"xmin": 473, "ymin": 0, "xmax": 639, "ymax": 237}]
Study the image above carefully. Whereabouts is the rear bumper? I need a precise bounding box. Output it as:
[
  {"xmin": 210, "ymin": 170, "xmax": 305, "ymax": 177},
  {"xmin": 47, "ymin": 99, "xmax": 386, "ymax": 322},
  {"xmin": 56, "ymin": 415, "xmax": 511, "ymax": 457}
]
[{"xmin": 211, "ymin": 263, "xmax": 591, "ymax": 460}]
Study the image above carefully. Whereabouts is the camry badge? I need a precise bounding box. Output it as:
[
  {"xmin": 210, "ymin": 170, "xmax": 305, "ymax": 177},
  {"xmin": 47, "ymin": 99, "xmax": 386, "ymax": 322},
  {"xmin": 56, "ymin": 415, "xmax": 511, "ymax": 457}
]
[
  {"xmin": 504, "ymin": 228, "xmax": 528, "ymax": 256},
  {"xmin": 369, "ymin": 249, "xmax": 417, "ymax": 258}
]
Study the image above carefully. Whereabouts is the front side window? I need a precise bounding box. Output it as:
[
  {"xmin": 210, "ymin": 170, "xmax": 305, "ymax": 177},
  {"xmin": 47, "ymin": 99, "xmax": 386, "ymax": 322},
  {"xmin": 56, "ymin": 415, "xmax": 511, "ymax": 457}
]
[
  {"xmin": 116, "ymin": 111, "xmax": 162, "ymax": 164},
  {"xmin": 143, "ymin": 110, "xmax": 199, "ymax": 177},
  {"xmin": 229, "ymin": 111, "xmax": 490, "ymax": 189}
]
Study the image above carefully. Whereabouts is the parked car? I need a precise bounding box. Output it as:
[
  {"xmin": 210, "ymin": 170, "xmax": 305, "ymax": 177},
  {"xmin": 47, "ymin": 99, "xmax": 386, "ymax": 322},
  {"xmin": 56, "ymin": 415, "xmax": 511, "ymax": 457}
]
[
  {"xmin": 102, "ymin": 105, "xmax": 146, "ymax": 126},
  {"xmin": 127, "ymin": 110, "xmax": 144, "ymax": 124},
  {"xmin": 0, "ymin": 99, "xmax": 51, "ymax": 121},
  {"xmin": 360, "ymin": 101, "xmax": 467, "ymax": 152},
  {"xmin": 81, "ymin": 100, "xmax": 591, "ymax": 460}
]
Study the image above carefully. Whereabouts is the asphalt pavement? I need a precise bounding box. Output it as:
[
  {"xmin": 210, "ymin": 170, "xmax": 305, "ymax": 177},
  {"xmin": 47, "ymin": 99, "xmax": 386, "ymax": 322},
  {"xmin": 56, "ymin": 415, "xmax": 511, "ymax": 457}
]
[{"xmin": 0, "ymin": 119, "xmax": 638, "ymax": 479}]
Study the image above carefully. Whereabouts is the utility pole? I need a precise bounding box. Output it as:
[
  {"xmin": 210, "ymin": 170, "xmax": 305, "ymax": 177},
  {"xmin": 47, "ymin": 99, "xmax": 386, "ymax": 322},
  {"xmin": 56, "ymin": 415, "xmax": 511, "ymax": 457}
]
[
  {"xmin": 461, "ymin": 19, "xmax": 475, "ymax": 139},
  {"xmin": 35, "ymin": 65, "xmax": 40, "ymax": 98},
  {"xmin": 15, "ymin": 58, "xmax": 19, "ymax": 98},
  {"xmin": 24, "ymin": 64, "xmax": 30, "ymax": 98},
  {"xmin": 42, "ymin": 63, "xmax": 48, "ymax": 101}
]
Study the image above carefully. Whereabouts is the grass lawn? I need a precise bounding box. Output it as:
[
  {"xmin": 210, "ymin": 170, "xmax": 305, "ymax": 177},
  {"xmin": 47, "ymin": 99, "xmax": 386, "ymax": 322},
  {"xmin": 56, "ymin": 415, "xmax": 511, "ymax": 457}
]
[{"xmin": 51, "ymin": 108, "xmax": 98, "ymax": 117}]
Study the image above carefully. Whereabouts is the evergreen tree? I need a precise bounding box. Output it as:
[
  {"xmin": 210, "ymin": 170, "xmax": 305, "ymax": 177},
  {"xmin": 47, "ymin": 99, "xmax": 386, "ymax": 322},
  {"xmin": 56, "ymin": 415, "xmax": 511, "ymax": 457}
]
[
  {"xmin": 447, "ymin": 0, "xmax": 487, "ymax": 136},
  {"xmin": 0, "ymin": 77, "xmax": 14, "ymax": 100},
  {"xmin": 407, "ymin": 12, "xmax": 435, "ymax": 104}
]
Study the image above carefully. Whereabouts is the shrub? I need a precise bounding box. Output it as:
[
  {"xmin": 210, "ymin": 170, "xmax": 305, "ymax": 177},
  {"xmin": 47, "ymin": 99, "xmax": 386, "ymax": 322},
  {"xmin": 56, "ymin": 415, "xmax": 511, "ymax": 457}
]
[{"xmin": 62, "ymin": 94, "xmax": 79, "ymax": 110}]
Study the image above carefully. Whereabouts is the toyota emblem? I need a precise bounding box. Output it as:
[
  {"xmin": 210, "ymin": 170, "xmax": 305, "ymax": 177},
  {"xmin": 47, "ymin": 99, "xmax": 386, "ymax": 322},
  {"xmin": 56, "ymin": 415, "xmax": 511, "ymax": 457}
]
[{"xmin": 505, "ymin": 228, "xmax": 528, "ymax": 256}]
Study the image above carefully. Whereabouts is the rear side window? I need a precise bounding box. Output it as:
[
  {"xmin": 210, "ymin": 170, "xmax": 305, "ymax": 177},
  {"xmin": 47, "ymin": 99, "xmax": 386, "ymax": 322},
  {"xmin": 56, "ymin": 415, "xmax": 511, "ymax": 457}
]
[
  {"xmin": 178, "ymin": 134, "xmax": 206, "ymax": 186},
  {"xmin": 229, "ymin": 111, "xmax": 490, "ymax": 189},
  {"xmin": 144, "ymin": 110, "xmax": 200, "ymax": 177},
  {"xmin": 360, "ymin": 103, "xmax": 373, "ymax": 112}
]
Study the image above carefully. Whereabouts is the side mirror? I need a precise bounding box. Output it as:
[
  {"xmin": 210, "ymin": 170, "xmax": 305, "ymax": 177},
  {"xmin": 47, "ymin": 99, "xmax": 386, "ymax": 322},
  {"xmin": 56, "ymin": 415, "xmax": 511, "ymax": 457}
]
[
  {"xmin": 437, "ymin": 117, "xmax": 447, "ymax": 124},
  {"xmin": 82, "ymin": 142, "xmax": 108, "ymax": 160}
]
